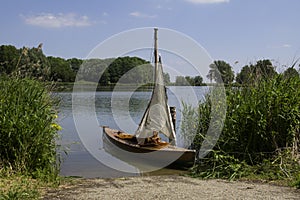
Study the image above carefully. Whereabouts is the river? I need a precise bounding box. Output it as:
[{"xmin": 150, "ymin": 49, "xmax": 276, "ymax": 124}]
[{"xmin": 56, "ymin": 86, "xmax": 207, "ymax": 178}]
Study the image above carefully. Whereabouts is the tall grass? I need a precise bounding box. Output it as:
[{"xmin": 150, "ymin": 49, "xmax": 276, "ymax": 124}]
[
  {"xmin": 221, "ymin": 75, "xmax": 300, "ymax": 163},
  {"xmin": 0, "ymin": 77, "xmax": 60, "ymax": 180},
  {"xmin": 183, "ymin": 74, "xmax": 300, "ymax": 185}
]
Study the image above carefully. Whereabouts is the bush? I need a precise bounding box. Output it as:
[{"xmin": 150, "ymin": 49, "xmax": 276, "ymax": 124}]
[
  {"xmin": 184, "ymin": 75, "xmax": 300, "ymax": 183},
  {"xmin": 220, "ymin": 75, "xmax": 300, "ymax": 164},
  {"xmin": 0, "ymin": 77, "xmax": 60, "ymax": 179}
]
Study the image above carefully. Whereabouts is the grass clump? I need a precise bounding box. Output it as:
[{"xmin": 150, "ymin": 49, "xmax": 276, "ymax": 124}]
[
  {"xmin": 292, "ymin": 173, "xmax": 300, "ymax": 189},
  {"xmin": 0, "ymin": 173, "xmax": 40, "ymax": 200},
  {"xmin": 182, "ymin": 74, "xmax": 300, "ymax": 186},
  {"xmin": 0, "ymin": 77, "xmax": 61, "ymax": 198}
]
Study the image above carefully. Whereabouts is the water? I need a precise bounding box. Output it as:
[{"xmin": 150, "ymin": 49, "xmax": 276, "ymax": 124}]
[{"xmin": 57, "ymin": 86, "xmax": 207, "ymax": 178}]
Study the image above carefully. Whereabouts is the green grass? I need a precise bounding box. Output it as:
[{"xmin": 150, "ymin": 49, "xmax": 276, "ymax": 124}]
[
  {"xmin": 0, "ymin": 76, "xmax": 62, "ymax": 198},
  {"xmin": 183, "ymin": 74, "xmax": 300, "ymax": 188},
  {"xmin": 0, "ymin": 77, "xmax": 60, "ymax": 177},
  {"xmin": 0, "ymin": 175, "xmax": 40, "ymax": 200},
  {"xmin": 0, "ymin": 169, "xmax": 72, "ymax": 200}
]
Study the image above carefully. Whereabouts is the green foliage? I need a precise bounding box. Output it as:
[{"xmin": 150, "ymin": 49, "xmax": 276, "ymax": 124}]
[
  {"xmin": 0, "ymin": 77, "xmax": 60, "ymax": 178},
  {"xmin": 175, "ymin": 75, "xmax": 203, "ymax": 86},
  {"xmin": 292, "ymin": 173, "xmax": 300, "ymax": 189},
  {"xmin": 48, "ymin": 56, "xmax": 75, "ymax": 82},
  {"xmin": 77, "ymin": 58, "xmax": 113, "ymax": 83},
  {"xmin": 0, "ymin": 176, "xmax": 40, "ymax": 200},
  {"xmin": 207, "ymin": 60, "xmax": 234, "ymax": 84},
  {"xmin": 107, "ymin": 56, "xmax": 151, "ymax": 85},
  {"xmin": 220, "ymin": 75, "xmax": 300, "ymax": 161},
  {"xmin": 0, "ymin": 45, "xmax": 19, "ymax": 74},
  {"xmin": 76, "ymin": 57, "xmax": 154, "ymax": 86},
  {"xmin": 14, "ymin": 47, "xmax": 50, "ymax": 80},
  {"xmin": 0, "ymin": 45, "xmax": 51, "ymax": 80},
  {"xmin": 194, "ymin": 76, "xmax": 203, "ymax": 86},
  {"xmin": 249, "ymin": 150, "xmax": 300, "ymax": 181},
  {"xmin": 184, "ymin": 74, "xmax": 300, "ymax": 185},
  {"xmin": 190, "ymin": 149, "xmax": 300, "ymax": 184},
  {"xmin": 236, "ymin": 59, "xmax": 277, "ymax": 84},
  {"xmin": 180, "ymin": 103, "xmax": 199, "ymax": 148},
  {"xmin": 190, "ymin": 150, "xmax": 248, "ymax": 180},
  {"xmin": 0, "ymin": 45, "xmax": 174, "ymax": 86},
  {"xmin": 175, "ymin": 76, "xmax": 189, "ymax": 86},
  {"xmin": 163, "ymin": 73, "xmax": 171, "ymax": 85},
  {"xmin": 67, "ymin": 58, "xmax": 83, "ymax": 73},
  {"xmin": 283, "ymin": 67, "xmax": 299, "ymax": 79}
]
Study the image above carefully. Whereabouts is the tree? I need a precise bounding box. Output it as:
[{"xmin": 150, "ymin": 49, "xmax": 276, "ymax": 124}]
[
  {"xmin": 163, "ymin": 73, "xmax": 171, "ymax": 85},
  {"xmin": 283, "ymin": 67, "xmax": 299, "ymax": 79},
  {"xmin": 255, "ymin": 59, "xmax": 277, "ymax": 79},
  {"xmin": 236, "ymin": 65, "xmax": 251, "ymax": 84},
  {"xmin": 14, "ymin": 46, "xmax": 51, "ymax": 80},
  {"xmin": 207, "ymin": 60, "xmax": 234, "ymax": 84},
  {"xmin": 48, "ymin": 56, "xmax": 75, "ymax": 82},
  {"xmin": 0, "ymin": 45, "xmax": 19, "ymax": 74},
  {"xmin": 0, "ymin": 44, "xmax": 51, "ymax": 80},
  {"xmin": 107, "ymin": 56, "xmax": 151, "ymax": 84},
  {"xmin": 67, "ymin": 58, "xmax": 83, "ymax": 73},
  {"xmin": 194, "ymin": 76, "xmax": 203, "ymax": 86},
  {"xmin": 175, "ymin": 76, "xmax": 189, "ymax": 86},
  {"xmin": 207, "ymin": 63, "xmax": 218, "ymax": 83},
  {"xmin": 0, "ymin": 44, "xmax": 170, "ymax": 85},
  {"xmin": 77, "ymin": 58, "xmax": 109, "ymax": 82},
  {"xmin": 236, "ymin": 59, "xmax": 277, "ymax": 84},
  {"xmin": 185, "ymin": 76, "xmax": 195, "ymax": 86},
  {"xmin": 174, "ymin": 75, "xmax": 203, "ymax": 86}
]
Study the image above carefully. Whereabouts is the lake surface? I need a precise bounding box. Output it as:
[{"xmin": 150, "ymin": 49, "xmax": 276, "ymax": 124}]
[{"xmin": 57, "ymin": 86, "xmax": 207, "ymax": 178}]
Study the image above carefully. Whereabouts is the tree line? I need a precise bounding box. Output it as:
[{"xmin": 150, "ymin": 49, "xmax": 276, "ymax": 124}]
[
  {"xmin": 1, "ymin": 44, "xmax": 299, "ymax": 86},
  {"xmin": 207, "ymin": 59, "xmax": 299, "ymax": 85},
  {"xmin": 0, "ymin": 44, "xmax": 167, "ymax": 85}
]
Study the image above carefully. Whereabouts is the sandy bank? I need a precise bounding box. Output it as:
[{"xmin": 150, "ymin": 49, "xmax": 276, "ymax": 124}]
[{"xmin": 43, "ymin": 175, "xmax": 299, "ymax": 200}]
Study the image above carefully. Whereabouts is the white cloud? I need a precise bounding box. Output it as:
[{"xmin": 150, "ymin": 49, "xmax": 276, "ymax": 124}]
[
  {"xmin": 22, "ymin": 13, "xmax": 93, "ymax": 28},
  {"xmin": 282, "ymin": 44, "xmax": 291, "ymax": 48},
  {"xmin": 129, "ymin": 11, "xmax": 157, "ymax": 19},
  {"xmin": 185, "ymin": 0, "xmax": 229, "ymax": 4},
  {"xmin": 156, "ymin": 4, "xmax": 173, "ymax": 10},
  {"xmin": 267, "ymin": 44, "xmax": 292, "ymax": 49}
]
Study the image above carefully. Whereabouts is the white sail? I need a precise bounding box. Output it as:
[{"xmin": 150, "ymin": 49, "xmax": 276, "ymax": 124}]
[{"xmin": 135, "ymin": 28, "xmax": 176, "ymax": 145}]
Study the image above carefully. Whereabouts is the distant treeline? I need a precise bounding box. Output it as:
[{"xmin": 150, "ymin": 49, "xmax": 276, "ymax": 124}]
[
  {"xmin": 0, "ymin": 44, "xmax": 205, "ymax": 86},
  {"xmin": 1, "ymin": 44, "xmax": 299, "ymax": 86},
  {"xmin": 0, "ymin": 44, "xmax": 155, "ymax": 85}
]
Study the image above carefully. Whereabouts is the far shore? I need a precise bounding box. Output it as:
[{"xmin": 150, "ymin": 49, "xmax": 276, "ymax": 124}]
[{"xmin": 51, "ymin": 81, "xmax": 211, "ymax": 92}]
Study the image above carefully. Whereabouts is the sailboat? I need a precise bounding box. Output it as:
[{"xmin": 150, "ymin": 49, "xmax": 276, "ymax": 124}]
[{"xmin": 102, "ymin": 28, "xmax": 196, "ymax": 168}]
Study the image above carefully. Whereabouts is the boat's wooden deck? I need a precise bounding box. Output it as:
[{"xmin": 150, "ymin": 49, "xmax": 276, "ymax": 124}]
[{"xmin": 104, "ymin": 127, "xmax": 195, "ymax": 152}]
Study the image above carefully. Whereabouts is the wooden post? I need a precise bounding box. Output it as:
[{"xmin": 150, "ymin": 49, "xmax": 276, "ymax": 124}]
[{"xmin": 170, "ymin": 106, "xmax": 176, "ymax": 132}]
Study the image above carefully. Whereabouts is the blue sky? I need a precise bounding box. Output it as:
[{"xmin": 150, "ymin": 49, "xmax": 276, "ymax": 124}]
[{"xmin": 1, "ymin": 0, "xmax": 300, "ymax": 74}]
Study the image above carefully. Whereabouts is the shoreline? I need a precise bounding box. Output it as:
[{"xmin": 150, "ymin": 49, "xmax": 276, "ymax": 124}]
[
  {"xmin": 43, "ymin": 175, "xmax": 299, "ymax": 200},
  {"xmin": 51, "ymin": 82, "xmax": 209, "ymax": 92}
]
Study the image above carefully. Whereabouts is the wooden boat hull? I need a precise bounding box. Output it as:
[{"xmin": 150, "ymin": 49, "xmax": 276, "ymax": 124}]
[{"xmin": 102, "ymin": 127, "xmax": 196, "ymax": 169}]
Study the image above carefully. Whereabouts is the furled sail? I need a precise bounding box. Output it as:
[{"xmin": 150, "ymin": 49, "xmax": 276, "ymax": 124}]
[{"xmin": 135, "ymin": 28, "xmax": 176, "ymax": 145}]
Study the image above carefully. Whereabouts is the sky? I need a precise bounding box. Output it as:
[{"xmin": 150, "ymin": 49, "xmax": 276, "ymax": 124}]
[{"xmin": 1, "ymin": 0, "xmax": 300, "ymax": 76}]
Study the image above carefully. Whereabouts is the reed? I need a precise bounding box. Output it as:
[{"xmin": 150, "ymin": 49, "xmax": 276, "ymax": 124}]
[
  {"xmin": 0, "ymin": 77, "xmax": 60, "ymax": 180},
  {"xmin": 183, "ymin": 74, "xmax": 300, "ymax": 185}
]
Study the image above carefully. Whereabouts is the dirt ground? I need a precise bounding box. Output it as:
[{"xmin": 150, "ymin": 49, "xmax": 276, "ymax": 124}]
[{"xmin": 43, "ymin": 175, "xmax": 299, "ymax": 200}]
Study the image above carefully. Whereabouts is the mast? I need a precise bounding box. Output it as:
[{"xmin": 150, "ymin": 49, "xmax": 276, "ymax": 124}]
[
  {"xmin": 154, "ymin": 28, "xmax": 159, "ymax": 67},
  {"xmin": 135, "ymin": 28, "xmax": 177, "ymax": 145}
]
